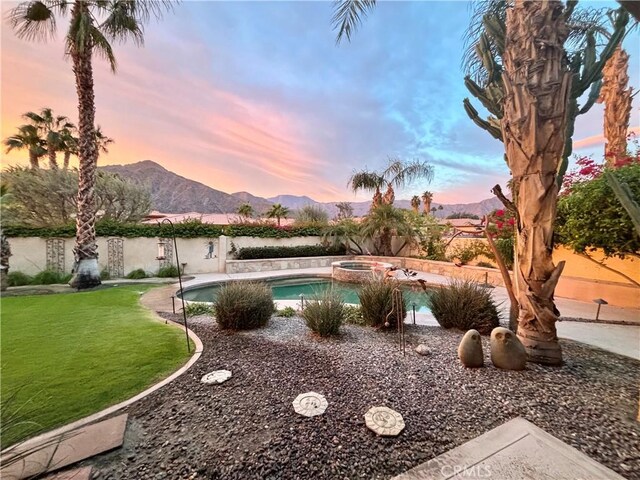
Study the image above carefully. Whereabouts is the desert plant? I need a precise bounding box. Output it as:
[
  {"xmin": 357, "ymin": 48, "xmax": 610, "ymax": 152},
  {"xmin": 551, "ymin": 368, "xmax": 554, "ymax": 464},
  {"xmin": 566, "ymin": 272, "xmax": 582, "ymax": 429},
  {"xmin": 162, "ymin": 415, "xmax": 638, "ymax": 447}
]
[
  {"xmin": 344, "ymin": 305, "xmax": 365, "ymax": 325},
  {"xmin": 476, "ymin": 261, "xmax": 496, "ymax": 269},
  {"xmin": 100, "ymin": 268, "xmax": 111, "ymax": 280},
  {"xmin": 184, "ymin": 302, "xmax": 213, "ymax": 317},
  {"xmin": 156, "ymin": 265, "xmax": 180, "ymax": 278},
  {"xmin": 32, "ymin": 270, "xmax": 72, "ymax": 285},
  {"xmin": 294, "ymin": 205, "xmax": 329, "ymax": 225},
  {"xmin": 7, "ymin": 271, "xmax": 33, "ymax": 287},
  {"xmin": 214, "ymin": 282, "xmax": 274, "ymax": 330},
  {"xmin": 447, "ymin": 240, "xmax": 490, "ymax": 265},
  {"xmin": 276, "ymin": 306, "xmax": 297, "ymax": 318},
  {"xmin": 125, "ymin": 269, "xmax": 147, "ymax": 280},
  {"xmin": 358, "ymin": 278, "xmax": 407, "ymax": 328},
  {"xmin": 427, "ymin": 279, "xmax": 500, "ymax": 335},
  {"xmin": 302, "ymin": 289, "xmax": 345, "ymax": 336}
]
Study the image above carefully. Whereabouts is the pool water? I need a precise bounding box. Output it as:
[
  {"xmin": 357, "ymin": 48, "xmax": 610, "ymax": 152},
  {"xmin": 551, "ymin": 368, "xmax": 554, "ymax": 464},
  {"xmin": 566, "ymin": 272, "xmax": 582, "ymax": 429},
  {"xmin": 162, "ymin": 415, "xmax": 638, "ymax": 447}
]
[{"xmin": 181, "ymin": 277, "xmax": 432, "ymax": 313}]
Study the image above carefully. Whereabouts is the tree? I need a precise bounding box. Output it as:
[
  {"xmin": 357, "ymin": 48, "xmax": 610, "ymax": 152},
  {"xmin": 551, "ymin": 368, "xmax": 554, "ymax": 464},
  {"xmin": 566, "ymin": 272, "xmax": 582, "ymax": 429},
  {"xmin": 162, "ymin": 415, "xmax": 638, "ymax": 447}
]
[
  {"xmin": 266, "ymin": 203, "xmax": 290, "ymax": 227},
  {"xmin": 335, "ymin": 201, "xmax": 353, "ymax": 220},
  {"xmin": 60, "ymin": 124, "xmax": 114, "ymax": 170},
  {"xmin": 3, "ymin": 124, "xmax": 46, "ymax": 169},
  {"xmin": 322, "ymin": 218, "xmax": 364, "ymax": 254},
  {"xmin": 0, "ymin": 184, "xmax": 12, "ymax": 292},
  {"xmin": 421, "ymin": 191, "xmax": 433, "ymax": 216},
  {"xmin": 410, "ymin": 195, "xmax": 421, "ymax": 214},
  {"xmin": 1, "ymin": 166, "xmax": 152, "ymax": 227},
  {"xmin": 295, "ymin": 205, "xmax": 329, "ymax": 226},
  {"xmin": 446, "ymin": 212, "xmax": 480, "ymax": 220},
  {"xmin": 359, "ymin": 204, "xmax": 419, "ymax": 257},
  {"xmin": 237, "ymin": 203, "xmax": 254, "ymax": 220},
  {"xmin": 348, "ymin": 158, "xmax": 433, "ymax": 209},
  {"xmin": 23, "ymin": 108, "xmax": 74, "ymax": 170},
  {"xmin": 9, "ymin": 0, "xmax": 173, "ymax": 289}
]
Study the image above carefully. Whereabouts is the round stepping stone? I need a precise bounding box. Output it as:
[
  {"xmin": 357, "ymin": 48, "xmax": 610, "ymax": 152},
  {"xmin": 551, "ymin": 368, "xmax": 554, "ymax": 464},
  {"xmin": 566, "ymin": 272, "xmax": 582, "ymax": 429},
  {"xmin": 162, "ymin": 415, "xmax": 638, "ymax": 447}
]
[
  {"xmin": 292, "ymin": 392, "xmax": 328, "ymax": 417},
  {"xmin": 364, "ymin": 406, "xmax": 405, "ymax": 436},
  {"xmin": 201, "ymin": 370, "xmax": 232, "ymax": 385}
]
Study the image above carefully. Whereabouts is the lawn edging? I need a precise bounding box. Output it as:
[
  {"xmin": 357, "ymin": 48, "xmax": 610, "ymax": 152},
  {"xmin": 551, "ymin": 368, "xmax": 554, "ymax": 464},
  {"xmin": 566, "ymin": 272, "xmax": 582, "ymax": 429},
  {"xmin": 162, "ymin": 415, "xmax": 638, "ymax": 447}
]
[{"xmin": 1, "ymin": 312, "xmax": 203, "ymax": 454}]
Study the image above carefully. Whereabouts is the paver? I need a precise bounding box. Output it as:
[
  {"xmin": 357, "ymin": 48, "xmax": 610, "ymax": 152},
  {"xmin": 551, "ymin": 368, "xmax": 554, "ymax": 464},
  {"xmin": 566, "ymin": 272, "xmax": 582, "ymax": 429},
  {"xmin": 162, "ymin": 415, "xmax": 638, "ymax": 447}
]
[
  {"xmin": 364, "ymin": 407, "xmax": 405, "ymax": 436},
  {"xmin": 201, "ymin": 370, "xmax": 232, "ymax": 384},
  {"xmin": 292, "ymin": 392, "xmax": 328, "ymax": 417}
]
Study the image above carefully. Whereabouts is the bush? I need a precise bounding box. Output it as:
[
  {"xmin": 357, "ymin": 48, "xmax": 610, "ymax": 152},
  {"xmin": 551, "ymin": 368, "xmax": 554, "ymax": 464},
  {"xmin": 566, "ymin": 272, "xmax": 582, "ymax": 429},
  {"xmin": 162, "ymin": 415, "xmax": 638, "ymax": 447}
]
[
  {"xmin": 276, "ymin": 306, "xmax": 297, "ymax": 318},
  {"xmin": 184, "ymin": 302, "xmax": 213, "ymax": 317},
  {"xmin": 234, "ymin": 244, "xmax": 346, "ymax": 260},
  {"xmin": 447, "ymin": 240, "xmax": 490, "ymax": 265},
  {"xmin": 31, "ymin": 270, "xmax": 72, "ymax": 285},
  {"xmin": 427, "ymin": 279, "xmax": 500, "ymax": 335},
  {"xmin": 302, "ymin": 289, "xmax": 344, "ymax": 336},
  {"xmin": 7, "ymin": 271, "xmax": 33, "ymax": 287},
  {"xmin": 214, "ymin": 282, "xmax": 274, "ymax": 330},
  {"xmin": 358, "ymin": 278, "xmax": 407, "ymax": 328},
  {"xmin": 125, "ymin": 269, "xmax": 147, "ymax": 279},
  {"xmin": 475, "ymin": 261, "xmax": 496, "ymax": 269},
  {"xmin": 157, "ymin": 265, "xmax": 179, "ymax": 278},
  {"xmin": 344, "ymin": 305, "xmax": 365, "ymax": 325},
  {"xmin": 489, "ymin": 237, "xmax": 515, "ymax": 270},
  {"xmin": 100, "ymin": 268, "xmax": 111, "ymax": 280}
]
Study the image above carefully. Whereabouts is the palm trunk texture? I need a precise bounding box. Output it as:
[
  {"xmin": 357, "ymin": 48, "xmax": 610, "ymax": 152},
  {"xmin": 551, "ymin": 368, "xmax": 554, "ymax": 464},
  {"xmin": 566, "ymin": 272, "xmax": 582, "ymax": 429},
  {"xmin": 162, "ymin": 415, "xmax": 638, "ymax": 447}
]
[
  {"xmin": 69, "ymin": 3, "xmax": 101, "ymax": 289},
  {"xmin": 502, "ymin": 0, "xmax": 571, "ymax": 365}
]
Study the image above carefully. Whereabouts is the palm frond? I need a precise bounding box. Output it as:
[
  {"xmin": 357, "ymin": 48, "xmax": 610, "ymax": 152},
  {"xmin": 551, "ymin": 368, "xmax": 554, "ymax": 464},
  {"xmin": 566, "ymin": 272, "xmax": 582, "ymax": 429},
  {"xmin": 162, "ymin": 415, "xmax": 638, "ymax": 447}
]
[
  {"xmin": 7, "ymin": 1, "xmax": 57, "ymax": 41},
  {"xmin": 348, "ymin": 170, "xmax": 383, "ymax": 192},
  {"xmin": 332, "ymin": 0, "xmax": 376, "ymax": 44}
]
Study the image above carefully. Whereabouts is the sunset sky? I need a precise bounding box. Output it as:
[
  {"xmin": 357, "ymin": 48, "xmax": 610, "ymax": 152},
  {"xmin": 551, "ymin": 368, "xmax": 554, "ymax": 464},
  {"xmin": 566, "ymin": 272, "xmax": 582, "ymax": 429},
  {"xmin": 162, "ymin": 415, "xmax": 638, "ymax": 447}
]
[{"xmin": 2, "ymin": 0, "xmax": 639, "ymax": 204}]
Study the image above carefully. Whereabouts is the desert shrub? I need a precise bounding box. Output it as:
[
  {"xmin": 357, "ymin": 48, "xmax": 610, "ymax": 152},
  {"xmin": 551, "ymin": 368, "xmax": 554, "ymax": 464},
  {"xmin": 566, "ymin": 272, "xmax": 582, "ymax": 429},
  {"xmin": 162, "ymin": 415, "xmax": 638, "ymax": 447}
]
[
  {"xmin": 185, "ymin": 302, "xmax": 213, "ymax": 317},
  {"xmin": 302, "ymin": 289, "xmax": 344, "ymax": 336},
  {"xmin": 358, "ymin": 278, "xmax": 407, "ymax": 328},
  {"xmin": 276, "ymin": 306, "xmax": 297, "ymax": 318},
  {"xmin": 100, "ymin": 268, "xmax": 111, "ymax": 280},
  {"xmin": 125, "ymin": 269, "xmax": 147, "ymax": 279},
  {"xmin": 427, "ymin": 279, "xmax": 500, "ymax": 335},
  {"xmin": 7, "ymin": 271, "xmax": 33, "ymax": 287},
  {"xmin": 31, "ymin": 270, "xmax": 72, "ymax": 285},
  {"xmin": 157, "ymin": 265, "xmax": 179, "ymax": 278},
  {"xmin": 214, "ymin": 282, "xmax": 273, "ymax": 330},
  {"xmin": 235, "ymin": 244, "xmax": 345, "ymax": 260},
  {"xmin": 344, "ymin": 305, "xmax": 365, "ymax": 325},
  {"xmin": 447, "ymin": 240, "xmax": 490, "ymax": 265},
  {"xmin": 486, "ymin": 237, "xmax": 515, "ymax": 270},
  {"xmin": 475, "ymin": 261, "xmax": 496, "ymax": 269}
]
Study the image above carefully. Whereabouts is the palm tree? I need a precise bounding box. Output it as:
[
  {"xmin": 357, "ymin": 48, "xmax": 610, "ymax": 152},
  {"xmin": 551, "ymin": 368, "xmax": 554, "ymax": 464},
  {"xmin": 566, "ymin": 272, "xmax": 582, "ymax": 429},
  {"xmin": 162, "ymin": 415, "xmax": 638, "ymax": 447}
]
[
  {"xmin": 322, "ymin": 218, "xmax": 364, "ymax": 254},
  {"xmin": 237, "ymin": 203, "xmax": 254, "ymax": 220},
  {"xmin": 0, "ymin": 184, "xmax": 12, "ymax": 292},
  {"xmin": 266, "ymin": 203, "xmax": 290, "ymax": 227},
  {"xmin": 421, "ymin": 191, "xmax": 433, "ymax": 215},
  {"xmin": 9, "ymin": 1, "xmax": 173, "ymax": 289},
  {"xmin": 61, "ymin": 125, "xmax": 113, "ymax": 170},
  {"xmin": 410, "ymin": 195, "xmax": 421, "ymax": 214},
  {"xmin": 3, "ymin": 124, "xmax": 46, "ymax": 169},
  {"xmin": 23, "ymin": 108, "xmax": 74, "ymax": 169},
  {"xmin": 348, "ymin": 158, "xmax": 433, "ymax": 209},
  {"xmin": 360, "ymin": 204, "xmax": 417, "ymax": 257}
]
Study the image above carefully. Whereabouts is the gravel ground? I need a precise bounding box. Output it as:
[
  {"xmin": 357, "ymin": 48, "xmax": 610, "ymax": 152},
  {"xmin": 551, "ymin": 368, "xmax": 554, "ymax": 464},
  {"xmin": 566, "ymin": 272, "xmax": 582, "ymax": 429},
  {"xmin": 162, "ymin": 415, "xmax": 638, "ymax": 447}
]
[{"xmin": 88, "ymin": 315, "xmax": 640, "ymax": 480}]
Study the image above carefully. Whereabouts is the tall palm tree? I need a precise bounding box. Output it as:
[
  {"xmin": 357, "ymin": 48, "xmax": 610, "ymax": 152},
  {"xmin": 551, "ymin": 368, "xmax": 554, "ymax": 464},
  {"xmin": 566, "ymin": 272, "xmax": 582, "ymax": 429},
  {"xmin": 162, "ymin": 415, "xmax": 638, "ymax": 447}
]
[
  {"xmin": 9, "ymin": 1, "xmax": 172, "ymax": 289},
  {"xmin": 23, "ymin": 108, "xmax": 74, "ymax": 169},
  {"xmin": 348, "ymin": 158, "xmax": 433, "ymax": 209},
  {"xmin": 421, "ymin": 191, "xmax": 433, "ymax": 216},
  {"xmin": 266, "ymin": 203, "xmax": 290, "ymax": 227},
  {"xmin": 3, "ymin": 124, "xmax": 46, "ymax": 169},
  {"xmin": 410, "ymin": 195, "xmax": 421, "ymax": 214},
  {"xmin": 60, "ymin": 125, "xmax": 113, "ymax": 170},
  {"xmin": 237, "ymin": 203, "xmax": 254, "ymax": 220}
]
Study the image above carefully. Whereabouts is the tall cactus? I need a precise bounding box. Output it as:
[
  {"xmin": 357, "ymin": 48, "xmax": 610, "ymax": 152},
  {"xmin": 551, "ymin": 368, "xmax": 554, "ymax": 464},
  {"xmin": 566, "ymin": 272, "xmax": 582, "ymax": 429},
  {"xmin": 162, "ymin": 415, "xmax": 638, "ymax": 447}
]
[{"xmin": 463, "ymin": 4, "xmax": 629, "ymax": 187}]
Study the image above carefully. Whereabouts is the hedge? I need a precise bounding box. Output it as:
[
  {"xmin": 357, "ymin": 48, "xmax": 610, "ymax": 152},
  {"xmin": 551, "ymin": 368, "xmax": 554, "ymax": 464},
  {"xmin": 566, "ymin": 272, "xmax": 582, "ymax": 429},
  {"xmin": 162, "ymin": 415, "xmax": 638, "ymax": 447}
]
[
  {"xmin": 235, "ymin": 244, "xmax": 346, "ymax": 260},
  {"xmin": 3, "ymin": 221, "xmax": 324, "ymax": 239}
]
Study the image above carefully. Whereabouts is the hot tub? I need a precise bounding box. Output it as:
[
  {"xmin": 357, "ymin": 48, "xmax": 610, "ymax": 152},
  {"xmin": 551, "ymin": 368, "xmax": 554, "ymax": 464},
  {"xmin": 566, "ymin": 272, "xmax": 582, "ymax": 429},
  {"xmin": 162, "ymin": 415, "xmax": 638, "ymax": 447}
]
[{"xmin": 331, "ymin": 260, "xmax": 393, "ymax": 283}]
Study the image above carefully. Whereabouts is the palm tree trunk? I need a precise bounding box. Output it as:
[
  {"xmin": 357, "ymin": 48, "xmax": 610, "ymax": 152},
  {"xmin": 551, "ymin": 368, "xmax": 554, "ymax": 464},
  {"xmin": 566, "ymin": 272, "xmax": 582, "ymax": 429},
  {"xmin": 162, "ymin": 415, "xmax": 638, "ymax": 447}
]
[
  {"xmin": 63, "ymin": 151, "xmax": 71, "ymax": 170},
  {"xmin": 28, "ymin": 150, "xmax": 39, "ymax": 169},
  {"xmin": 382, "ymin": 185, "xmax": 395, "ymax": 205},
  {"xmin": 422, "ymin": 198, "xmax": 431, "ymax": 215},
  {"xmin": 372, "ymin": 188, "xmax": 382, "ymax": 210},
  {"xmin": 48, "ymin": 148, "xmax": 58, "ymax": 169},
  {"xmin": 502, "ymin": 0, "xmax": 572, "ymax": 365},
  {"xmin": 598, "ymin": 45, "xmax": 632, "ymax": 167},
  {"xmin": 69, "ymin": 3, "xmax": 101, "ymax": 289}
]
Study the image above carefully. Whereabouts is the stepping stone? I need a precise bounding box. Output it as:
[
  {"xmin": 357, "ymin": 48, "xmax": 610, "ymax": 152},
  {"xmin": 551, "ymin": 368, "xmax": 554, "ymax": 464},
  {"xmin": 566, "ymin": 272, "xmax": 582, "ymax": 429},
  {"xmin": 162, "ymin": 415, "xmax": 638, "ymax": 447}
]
[
  {"xmin": 201, "ymin": 370, "xmax": 232, "ymax": 385},
  {"xmin": 415, "ymin": 344, "xmax": 430, "ymax": 356},
  {"xmin": 392, "ymin": 417, "xmax": 626, "ymax": 480},
  {"xmin": 364, "ymin": 406, "xmax": 405, "ymax": 436},
  {"xmin": 292, "ymin": 392, "xmax": 328, "ymax": 417},
  {"xmin": 44, "ymin": 466, "xmax": 93, "ymax": 480},
  {"xmin": 1, "ymin": 414, "xmax": 127, "ymax": 480}
]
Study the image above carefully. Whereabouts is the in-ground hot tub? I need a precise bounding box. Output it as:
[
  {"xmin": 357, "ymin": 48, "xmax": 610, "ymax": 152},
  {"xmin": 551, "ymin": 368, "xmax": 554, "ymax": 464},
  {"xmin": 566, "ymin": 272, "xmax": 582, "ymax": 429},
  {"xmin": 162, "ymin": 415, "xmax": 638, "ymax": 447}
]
[{"xmin": 331, "ymin": 260, "xmax": 393, "ymax": 283}]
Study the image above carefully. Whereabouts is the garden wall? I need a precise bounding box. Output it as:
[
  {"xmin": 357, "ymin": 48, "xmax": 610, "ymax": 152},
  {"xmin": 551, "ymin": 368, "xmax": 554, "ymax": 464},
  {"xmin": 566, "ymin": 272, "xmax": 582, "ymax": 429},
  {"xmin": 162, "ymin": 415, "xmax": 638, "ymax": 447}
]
[{"xmin": 226, "ymin": 255, "xmax": 349, "ymax": 274}]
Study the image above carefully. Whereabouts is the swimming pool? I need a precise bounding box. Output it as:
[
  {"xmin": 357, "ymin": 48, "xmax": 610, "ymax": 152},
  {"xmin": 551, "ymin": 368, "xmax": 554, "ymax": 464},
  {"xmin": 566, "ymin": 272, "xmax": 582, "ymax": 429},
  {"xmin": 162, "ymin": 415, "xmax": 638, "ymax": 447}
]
[{"xmin": 180, "ymin": 277, "xmax": 432, "ymax": 313}]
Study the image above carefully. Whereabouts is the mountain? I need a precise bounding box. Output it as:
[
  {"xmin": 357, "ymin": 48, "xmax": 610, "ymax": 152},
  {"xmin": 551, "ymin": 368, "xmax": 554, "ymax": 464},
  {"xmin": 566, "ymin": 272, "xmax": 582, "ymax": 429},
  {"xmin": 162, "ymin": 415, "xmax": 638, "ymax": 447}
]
[
  {"xmin": 231, "ymin": 191, "xmax": 273, "ymax": 214},
  {"xmin": 267, "ymin": 195, "xmax": 320, "ymax": 210},
  {"xmin": 101, "ymin": 160, "xmax": 245, "ymax": 214}
]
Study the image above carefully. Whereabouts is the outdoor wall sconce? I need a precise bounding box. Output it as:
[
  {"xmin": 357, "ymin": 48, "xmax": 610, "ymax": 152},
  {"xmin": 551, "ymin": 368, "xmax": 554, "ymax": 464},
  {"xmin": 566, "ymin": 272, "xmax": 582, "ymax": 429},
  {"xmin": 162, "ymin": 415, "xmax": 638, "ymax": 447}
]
[{"xmin": 156, "ymin": 239, "xmax": 167, "ymax": 260}]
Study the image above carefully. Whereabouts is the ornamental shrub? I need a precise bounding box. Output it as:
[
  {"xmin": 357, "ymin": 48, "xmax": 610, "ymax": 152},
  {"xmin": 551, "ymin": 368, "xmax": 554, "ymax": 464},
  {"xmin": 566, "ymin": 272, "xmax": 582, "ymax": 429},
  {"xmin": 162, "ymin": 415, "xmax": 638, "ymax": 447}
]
[
  {"xmin": 447, "ymin": 240, "xmax": 490, "ymax": 265},
  {"xmin": 125, "ymin": 269, "xmax": 147, "ymax": 280},
  {"xmin": 7, "ymin": 271, "xmax": 33, "ymax": 287},
  {"xmin": 427, "ymin": 279, "xmax": 500, "ymax": 335},
  {"xmin": 214, "ymin": 282, "xmax": 274, "ymax": 330},
  {"xmin": 358, "ymin": 278, "xmax": 407, "ymax": 328},
  {"xmin": 31, "ymin": 270, "xmax": 72, "ymax": 285},
  {"xmin": 185, "ymin": 302, "xmax": 213, "ymax": 317},
  {"xmin": 275, "ymin": 306, "xmax": 297, "ymax": 318},
  {"xmin": 157, "ymin": 265, "xmax": 180, "ymax": 278},
  {"xmin": 235, "ymin": 244, "xmax": 346, "ymax": 260},
  {"xmin": 343, "ymin": 305, "xmax": 365, "ymax": 325},
  {"xmin": 302, "ymin": 289, "xmax": 345, "ymax": 336}
]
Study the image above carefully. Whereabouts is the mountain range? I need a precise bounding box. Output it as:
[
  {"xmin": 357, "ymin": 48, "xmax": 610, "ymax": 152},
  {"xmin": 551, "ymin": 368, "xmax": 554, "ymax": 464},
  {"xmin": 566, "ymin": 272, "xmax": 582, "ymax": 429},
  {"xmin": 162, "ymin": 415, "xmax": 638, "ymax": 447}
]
[{"xmin": 102, "ymin": 160, "xmax": 504, "ymax": 218}]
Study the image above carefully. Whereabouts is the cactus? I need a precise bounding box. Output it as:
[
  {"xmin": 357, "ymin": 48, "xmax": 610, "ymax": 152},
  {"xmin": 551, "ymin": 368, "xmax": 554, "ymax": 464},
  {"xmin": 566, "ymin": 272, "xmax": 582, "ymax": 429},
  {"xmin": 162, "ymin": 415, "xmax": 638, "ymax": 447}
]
[
  {"xmin": 463, "ymin": 5, "xmax": 629, "ymax": 186},
  {"xmin": 604, "ymin": 170, "xmax": 640, "ymax": 235}
]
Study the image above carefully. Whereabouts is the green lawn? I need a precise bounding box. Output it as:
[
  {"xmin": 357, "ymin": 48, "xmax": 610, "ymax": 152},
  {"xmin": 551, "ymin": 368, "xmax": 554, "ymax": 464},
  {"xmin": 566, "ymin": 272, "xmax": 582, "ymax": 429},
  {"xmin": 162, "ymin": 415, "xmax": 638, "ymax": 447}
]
[{"xmin": 1, "ymin": 285, "xmax": 192, "ymax": 448}]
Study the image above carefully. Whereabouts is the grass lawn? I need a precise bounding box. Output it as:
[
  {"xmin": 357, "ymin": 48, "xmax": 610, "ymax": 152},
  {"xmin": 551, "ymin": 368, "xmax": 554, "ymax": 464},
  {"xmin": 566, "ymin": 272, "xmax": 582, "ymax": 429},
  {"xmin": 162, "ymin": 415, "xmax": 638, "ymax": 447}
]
[{"xmin": 1, "ymin": 285, "xmax": 192, "ymax": 448}]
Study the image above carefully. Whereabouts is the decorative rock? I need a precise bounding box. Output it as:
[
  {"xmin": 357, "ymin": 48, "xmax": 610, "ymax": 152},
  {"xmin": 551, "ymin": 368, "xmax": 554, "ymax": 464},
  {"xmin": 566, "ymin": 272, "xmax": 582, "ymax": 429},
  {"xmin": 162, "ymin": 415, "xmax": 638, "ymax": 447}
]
[
  {"xmin": 201, "ymin": 370, "xmax": 232, "ymax": 385},
  {"xmin": 292, "ymin": 392, "xmax": 328, "ymax": 417},
  {"xmin": 490, "ymin": 327, "xmax": 527, "ymax": 371},
  {"xmin": 415, "ymin": 344, "xmax": 430, "ymax": 356},
  {"xmin": 364, "ymin": 406, "xmax": 405, "ymax": 436},
  {"xmin": 457, "ymin": 329, "xmax": 484, "ymax": 368}
]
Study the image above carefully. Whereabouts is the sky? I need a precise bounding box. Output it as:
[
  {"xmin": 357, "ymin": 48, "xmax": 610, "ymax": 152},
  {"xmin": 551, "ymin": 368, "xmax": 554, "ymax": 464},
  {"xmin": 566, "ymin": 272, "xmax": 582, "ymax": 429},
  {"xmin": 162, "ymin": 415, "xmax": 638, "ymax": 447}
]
[{"xmin": 2, "ymin": 0, "xmax": 639, "ymax": 204}]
